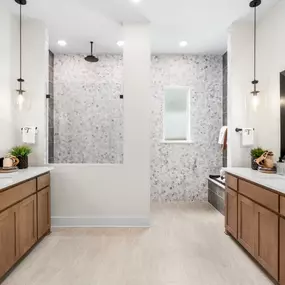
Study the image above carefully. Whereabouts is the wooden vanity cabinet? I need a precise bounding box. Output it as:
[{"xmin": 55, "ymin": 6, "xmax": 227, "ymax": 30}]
[
  {"xmin": 0, "ymin": 206, "xmax": 18, "ymax": 277},
  {"xmin": 238, "ymin": 195, "xmax": 255, "ymax": 256},
  {"xmin": 225, "ymin": 187, "xmax": 238, "ymax": 238},
  {"xmin": 225, "ymin": 173, "xmax": 282, "ymax": 283},
  {"xmin": 37, "ymin": 187, "xmax": 50, "ymax": 239},
  {"xmin": 254, "ymin": 204, "xmax": 279, "ymax": 280},
  {"xmin": 281, "ymin": 217, "xmax": 285, "ymax": 285},
  {"xmin": 18, "ymin": 194, "xmax": 37, "ymax": 257},
  {"xmin": 0, "ymin": 172, "xmax": 51, "ymax": 280}
]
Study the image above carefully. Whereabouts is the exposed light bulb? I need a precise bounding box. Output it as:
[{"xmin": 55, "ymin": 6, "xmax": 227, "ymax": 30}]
[
  {"xmin": 179, "ymin": 41, "xmax": 188, "ymax": 47},
  {"xmin": 252, "ymin": 95, "xmax": 259, "ymax": 111},
  {"xmin": 58, "ymin": 40, "xmax": 67, "ymax": 47},
  {"xmin": 117, "ymin": 41, "xmax": 125, "ymax": 47},
  {"xmin": 17, "ymin": 94, "xmax": 25, "ymax": 111}
]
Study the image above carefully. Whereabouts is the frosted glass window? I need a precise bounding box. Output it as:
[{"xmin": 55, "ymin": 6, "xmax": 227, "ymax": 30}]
[{"xmin": 163, "ymin": 86, "xmax": 191, "ymax": 142}]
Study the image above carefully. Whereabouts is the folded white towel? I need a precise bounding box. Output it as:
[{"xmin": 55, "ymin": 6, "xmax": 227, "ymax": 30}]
[
  {"xmin": 241, "ymin": 128, "xmax": 254, "ymax": 147},
  {"xmin": 218, "ymin": 126, "xmax": 228, "ymax": 145},
  {"xmin": 22, "ymin": 126, "xmax": 36, "ymax": 144}
]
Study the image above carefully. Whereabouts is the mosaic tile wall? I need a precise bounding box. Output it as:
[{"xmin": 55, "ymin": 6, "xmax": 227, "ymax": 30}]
[
  {"xmin": 150, "ymin": 55, "xmax": 223, "ymax": 201},
  {"xmin": 54, "ymin": 54, "xmax": 124, "ymax": 164},
  {"xmin": 48, "ymin": 51, "xmax": 55, "ymax": 163},
  {"xmin": 53, "ymin": 54, "xmax": 223, "ymax": 201},
  {"xmin": 222, "ymin": 52, "xmax": 228, "ymax": 167}
]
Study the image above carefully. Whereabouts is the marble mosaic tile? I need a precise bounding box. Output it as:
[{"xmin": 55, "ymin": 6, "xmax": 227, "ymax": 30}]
[
  {"xmin": 54, "ymin": 54, "xmax": 124, "ymax": 164},
  {"xmin": 150, "ymin": 55, "xmax": 223, "ymax": 202},
  {"xmin": 53, "ymin": 54, "xmax": 223, "ymax": 201}
]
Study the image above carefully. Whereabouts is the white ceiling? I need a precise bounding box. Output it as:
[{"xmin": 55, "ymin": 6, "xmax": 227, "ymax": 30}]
[{"xmin": 3, "ymin": 0, "xmax": 280, "ymax": 55}]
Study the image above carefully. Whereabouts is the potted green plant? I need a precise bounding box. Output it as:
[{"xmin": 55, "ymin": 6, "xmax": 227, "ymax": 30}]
[
  {"xmin": 250, "ymin": 147, "xmax": 265, "ymax": 170},
  {"xmin": 10, "ymin": 145, "xmax": 32, "ymax": 169}
]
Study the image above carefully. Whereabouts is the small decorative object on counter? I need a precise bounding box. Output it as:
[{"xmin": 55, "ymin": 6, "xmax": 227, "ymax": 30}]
[
  {"xmin": 255, "ymin": 150, "xmax": 276, "ymax": 174},
  {"xmin": 10, "ymin": 145, "xmax": 32, "ymax": 169},
  {"xmin": 3, "ymin": 153, "xmax": 19, "ymax": 169},
  {"xmin": 250, "ymin": 147, "xmax": 265, "ymax": 170}
]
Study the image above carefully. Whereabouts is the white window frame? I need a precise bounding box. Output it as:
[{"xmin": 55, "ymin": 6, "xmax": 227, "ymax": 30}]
[{"xmin": 162, "ymin": 85, "xmax": 192, "ymax": 144}]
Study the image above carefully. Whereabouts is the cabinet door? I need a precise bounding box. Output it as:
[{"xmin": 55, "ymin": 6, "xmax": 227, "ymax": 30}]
[
  {"xmin": 238, "ymin": 195, "xmax": 255, "ymax": 256},
  {"xmin": 18, "ymin": 194, "xmax": 37, "ymax": 257},
  {"xmin": 280, "ymin": 218, "xmax": 285, "ymax": 285},
  {"xmin": 254, "ymin": 204, "xmax": 279, "ymax": 281},
  {"xmin": 37, "ymin": 187, "xmax": 50, "ymax": 239},
  {"xmin": 0, "ymin": 206, "xmax": 17, "ymax": 278},
  {"xmin": 225, "ymin": 187, "xmax": 238, "ymax": 238}
]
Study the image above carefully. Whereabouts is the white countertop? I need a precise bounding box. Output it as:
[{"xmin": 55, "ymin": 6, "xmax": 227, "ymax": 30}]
[
  {"xmin": 0, "ymin": 167, "xmax": 53, "ymax": 191},
  {"xmin": 225, "ymin": 167, "xmax": 285, "ymax": 195}
]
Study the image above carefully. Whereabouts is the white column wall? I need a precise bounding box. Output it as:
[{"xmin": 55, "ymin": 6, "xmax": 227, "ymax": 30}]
[
  {"xmin": 14, "ymin": 19, "xmax": 49, "ymax": 165},
  {"xmin": 0, "ymin": 8, "xmax": 18, "ymax": 156},
  {"xmin": 228, "ymin": 1, "xmax": 285, "ymax": 166},
  {"xmin": 227, "ymin": 22, "xmax": 253, "ymax": 167},
  {"xmin": 50, "ymin": 24, "xmax": 151, "ymax": 227}
]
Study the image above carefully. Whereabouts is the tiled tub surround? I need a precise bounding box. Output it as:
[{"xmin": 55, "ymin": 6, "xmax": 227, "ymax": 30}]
[
  {"xmin": 208, "ymin": 178, "xmax": 225, "ymax": 215},
  {"xmin": 54, "ymin": 54, "xmax": 124, "ymax": 164},
  {"xmin": 151, "ymin": 55, "xmax": 223, "ymax": 202},
  {"xmin": 53, "ymin": 54, "xmax": 223, "ymax": 201}
]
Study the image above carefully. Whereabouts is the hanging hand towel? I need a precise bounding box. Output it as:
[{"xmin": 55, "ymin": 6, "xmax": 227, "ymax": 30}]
[
  {"xmin": 218, "ymin": 126, "xmax": 228, "ymax": 151},
  {"xmin": 241, "ymin": 128, "xmax": 254, "ymax": 147},
  {"xmin": 22, "ymin": 126, "xmax": 36, "ymax": 144}
]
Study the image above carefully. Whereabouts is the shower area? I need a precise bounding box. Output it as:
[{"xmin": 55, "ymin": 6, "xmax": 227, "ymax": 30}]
[
  {"xmin": 47, "ymin": 51, "xmax": 124, "ymax": 164},
  {"xmin": 208, "ymin": 52, "xmax": 227, "ymax": 215}
]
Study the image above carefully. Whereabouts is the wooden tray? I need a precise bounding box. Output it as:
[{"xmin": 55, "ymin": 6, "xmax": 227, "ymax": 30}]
[
  {"xmin": 0, "ymin": 167, "xmax": 18, "ymax": 173},
  {"xmin": 258, "ymin": 167, "xmax": 277, "ymax": 174}
]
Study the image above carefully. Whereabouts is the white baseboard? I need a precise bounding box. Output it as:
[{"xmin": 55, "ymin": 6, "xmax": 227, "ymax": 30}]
[{"xmin": 51, "ymin": 216, "xmax": 150, "ymax": 228}]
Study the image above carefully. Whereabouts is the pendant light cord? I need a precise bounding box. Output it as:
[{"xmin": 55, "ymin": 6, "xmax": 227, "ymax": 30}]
[
  {"xmin": 19, "ymin": 3, "xmax": 23, "ymax": 90},
  {"xmin": 253, "ymin": 6, "xmax": 257, "ymax": 84}
]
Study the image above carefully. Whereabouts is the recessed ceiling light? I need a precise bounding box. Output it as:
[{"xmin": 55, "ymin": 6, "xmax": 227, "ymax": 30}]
[
  {"xmin": 117, "ymin": 41, "xmax": 125, "ymax": 47},
  {"xmin": 57, "ymin": 40, "xmax": 67, "ymax": 47},
  {"xmin": 130, "ymin": 0, "xmax": 141, "ymax": 3},
  {"xmin": 179, "ymin": 41, "xmax": 188, "ymax": 47}
]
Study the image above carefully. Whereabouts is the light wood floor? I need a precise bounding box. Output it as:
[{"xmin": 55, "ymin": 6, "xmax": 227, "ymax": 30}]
[{"xmin": 3, "ymin": 203, "xmax": 273, "ymax": 285}]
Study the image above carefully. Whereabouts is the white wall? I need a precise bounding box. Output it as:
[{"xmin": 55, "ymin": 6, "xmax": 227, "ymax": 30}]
[
  {"xmin": 254, "ymin": 1, "xmax": 285, "ymax": 157},
  {"xmin": 14, "ymin": 19, "xmax": 49, "ymax": 165},
  {"xmin": 0, "ymin": 8, "xmax": 18, "ymax": 156},
  {"xmin": 51, "ymin": 24, "xmax": 151, "ymax": 227},
  {"xmin": 228, "ymin": 1, "xmax": 285, "ymax": 166},
  {"xmin": 227, "ymin": 22, "xmax": 253, "ymax": 167}
]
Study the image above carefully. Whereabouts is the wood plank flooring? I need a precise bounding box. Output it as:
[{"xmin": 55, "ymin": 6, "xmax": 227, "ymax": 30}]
[{"xmin": 2, "ymin": 202, "xmax": 273, "ymax": 285}]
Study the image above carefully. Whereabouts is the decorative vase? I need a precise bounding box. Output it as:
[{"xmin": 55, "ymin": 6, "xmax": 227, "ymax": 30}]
[
  {"xmin": 18, "ymin": 156, "xmax": 28, "ymax": 169},
  {"xmin": 251, "ymin": 156, "xmax": 258, "ymax": 170}
]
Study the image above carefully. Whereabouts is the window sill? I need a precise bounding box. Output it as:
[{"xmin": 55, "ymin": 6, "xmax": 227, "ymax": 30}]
[{"xmin": 160, "ymin": 140, "xmax": 193, "ymax": 144}]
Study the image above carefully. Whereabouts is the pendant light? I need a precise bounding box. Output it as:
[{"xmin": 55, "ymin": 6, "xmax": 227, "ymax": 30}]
[
  {"xmin": 249, "ymin": 0, "xmax": 261, "ymax": 110},
  {"xmin": 15, "ymin": 0, "xmax": 30, "ymax": 111},
  {"xmin": 85, "ymin": 41, "xmax": 99, "ymax": 63}
]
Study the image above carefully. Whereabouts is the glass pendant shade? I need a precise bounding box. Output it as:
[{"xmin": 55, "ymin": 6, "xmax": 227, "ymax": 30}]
[
  {"xmin": 249, "ymin": 0, "xmax": 261, "ymax": 111},
  {"xmin": 15, "ymin": 0, "xmax": 29, "ymax": 112},
  {"xmin": 252, "ymin": 95, "xmax": 260, "ymax": 111},
  {"xmin": 14, "ymin": 89, "xmax": 31, "ymax": 111}
]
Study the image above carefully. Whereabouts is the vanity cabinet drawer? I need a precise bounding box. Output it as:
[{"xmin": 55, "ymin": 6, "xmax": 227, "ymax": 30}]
[
  {"xmin": 0, "ymin": 179, "xmax": 37, "ymax": 213},
  {"xmin": 239, "ymin": 180, "xmax": 279, "ymax": 213},
  {"xmin": 37, "ymin": 173, "xmax": 50, "ymax": 190},
  {"xmin": 226, "ymin": 174, "xmax": 238, "ymax": 191},
  {"xmin": 281, "ymin": 196, "xmax": 285, "ymax": 217}
]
